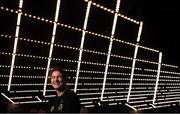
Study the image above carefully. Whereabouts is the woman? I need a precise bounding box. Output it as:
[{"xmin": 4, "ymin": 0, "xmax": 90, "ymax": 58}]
[{"xmin": 47, "ymin": 66, "xmax": 80, "ymax": 113}]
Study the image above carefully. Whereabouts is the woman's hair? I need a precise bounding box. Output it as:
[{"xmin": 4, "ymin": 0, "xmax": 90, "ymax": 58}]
[{"xmin": 49, "ymin": 66, "xmax": 67, "ymax": 81}]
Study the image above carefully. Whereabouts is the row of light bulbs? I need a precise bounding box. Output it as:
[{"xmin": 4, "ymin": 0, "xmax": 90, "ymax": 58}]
[
  {"xmin": 1, "ymin": 34, "xmax": 177, "ymax": 72},
  {"xmin": 0, "ymin": 33, "xmax": 160, "ymax": 66},
  {"xmin": 0, "ymin": 6, "xmax": 160, "ymax": 53},
  {"xmin": 1, "ymin": 60, "xmax": 179, "ymax": 78},
  {"xmin": 84, "ymin": 0, "xmax": 139, "ymax": 24}
]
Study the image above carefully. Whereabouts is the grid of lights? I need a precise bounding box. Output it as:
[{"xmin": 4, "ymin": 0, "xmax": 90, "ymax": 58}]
[
  {"xmin": 0, "ymin": 0, "xmax": 180, "ymax": 111},
  {"xmin": 0, "ymin": 33, "xmax": 161, "ymax": 65},
  {"xmin": 0, "ymin": 6, "xmax": 160, "ymax": 53}
]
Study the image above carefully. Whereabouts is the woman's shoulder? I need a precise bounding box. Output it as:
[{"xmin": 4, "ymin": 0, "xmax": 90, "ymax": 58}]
[
  {"xmin": 65, "ymin": 89, "xmax": 77, "ymax": 95},
  {"xmin": 63, "ymin": 89, "xmax": 79, "ymax": 99}
]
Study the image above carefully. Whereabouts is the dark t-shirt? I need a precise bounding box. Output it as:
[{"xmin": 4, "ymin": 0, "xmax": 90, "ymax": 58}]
[{"xmin": 47, "ymin": 89, "xmax": 80, "ymax": 113}]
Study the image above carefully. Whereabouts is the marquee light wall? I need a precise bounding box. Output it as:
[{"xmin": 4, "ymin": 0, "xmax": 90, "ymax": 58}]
[{"xmin": 0, "ymin": 0, "xmax": 180, "ymax": 111}]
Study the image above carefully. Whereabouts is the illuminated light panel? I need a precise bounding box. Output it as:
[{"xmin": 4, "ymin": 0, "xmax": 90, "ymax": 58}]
[
  {"xmin": 162, "ymin": 91, "xmax": 180, "ymax": 95},
  {"xmin": 149, "ymin": 103, "xmax": 156, "ymax": 108},
  {"xmin": 136, "ymin": 58, "xmax": 158, "ymax": 65},
  {"xmin": 133, "ymin": 104, "xmax": 148, "ymax": 108},
  {"xmin": 10, "ymin": 96, "xmax": 33, "ymax": 100},
  {"xmin": 16, "ymin": 100, "xmax": 42, "ymax": 104},
  {"xmin": 153, "ymin": 52, "xmax": 162, "ymax": 104},
  {"xmin": 137, "ymin": 21, "xmax": 143, "ymax": 42},
  {"xmin": 101, "ymin": 0, "xmax": 121, "ymax": 101},
  {"xmin": 138, "ymin": 107, "xmax": 153, "ymax": 111},
  {"xmin": 83, "ymin": 83, "xmax": 111, "ymax": 85},
  {"xmin": 0, "ymin": 6, "xmax": 160, "ymax": 50},
  {"xmin": 129, "ymin": 100, "xmax": 153, "ymax": 104},
  {"xmin": 159, "ymin": 79, "xmax": 180, "ymax": 82},
  {"xmin": 1, "ymin": 33, "xmax": 160, "ymax": 61},
  {"xmin": 109, "ymin": 103, "xmax": 118, "ymax": 106},
  {"xmin": 156, "ymin": 104, "xmax": 172, "ymax": 108},
  {"xmin": 74, "ymin": 0, "xmax": 92, "ymax": 93},
  {"xmin": 0, "ymin": 6, "xmax": 18, "ymax": 14},
  {"xmin": 0, "ymin": 7, "xmax": 160, "ymax": 56},
  {"xmin": 43, "ymin": 0, "xmax": 61, "ymax": 96},
  {"xmin": 134, "ymin": 74, "xmax": 156, "ymax": 78},
  {"xmin": 41, "ymin": 89, "xmax": 55, "ymax": 92},
  {"xmin": 127, "ymin": 45, "xmax": 138, "ymax": 102},
  {"xmin": 8, "ymin": 0, "xmax": 24, "ymax": 91},
  {"xmin": 157, "ymin": 97, "xmax": 180, "ymax": 101},
  {"xmin": 100, "ymin": 99, "xmax": 115, "ymax": 102},
  {"xmin": 161, "ymin": 63, "xmax": 179, "ymax": 68},
  {"xmin": 76, "ymin": 88, "xmax": 99, "ymax": 91},
  {"xmin": 125, "ymin": 103, "xmax": 137, "ymax": 111},
  {"xmin": 0, "ymin": 75, "xmax": 45, "ymax": 79},
  {"xmin": 0, "ymin": 65, "xmax": 31, "ymax": 69},
  {"xmin": 159, "ymin": 75, "xmax": 180, "ymax": 79},
  {"xmin": 1, "ymin": 93, "xmax": 15, "ymax": 104},
  {"xmin": 84, "ymin": 0, "xmax": 139, "ymax": 24},
  {"xmin": 130, "ymin": 90, "xmax": 155, "ymax": 93},
  {"xmin": 35, "ymin": 96, "xmax": 42, "ymax": 102},
  {"xmin": 44, "ymin": 95, "xmax": 56, "ymax": 98},
  {"xmin": 78, "ymin": 91, "xmax": 115, "ymax": 96},
  {"xmin": 107, "ymin": 95, "xmax": 125, "ymax": 99},
  {"xmin": 10, "ymin": 90, "xmax": 39, "ymax": 93},
  {"xmin": 168, "ymin": 89, "xmax": 180, "ymax": 92},
  {"xmin": 84, "ymin": 105, "xmax": 95, "ymax": 108},
  {"xmin": 81, "ymin": 101, "xmax": 93, "ymax": 105},
  {"xmin": 80, "ymin": 97, "xmax": 99, "ymax": 101},
  {"xmin": 128, "ymin": 93, "xmax": 161, "ymax": 97},
  {"xmin": 129, "ymin": 97, "xmax": 147, "ymax": 100},
  {"xmin": 127, "ymin": 20, "xmax": 144, "ymax": 103},
  {"xmin": 155, "ymin": 100, "xmax": 180, "ymax": 105},
  {"xmin": 166, "ymin": 86, "xmax": 180, "ymax": 89},
  {"xmin": 138, "ymin": 45, "xmax": 159, "ymax": 52},
  {"xmin": 3, "ymin": 84, "xmax": 57, "ymax": 87},
  {"xmin": 160, "ymin": 70, "xmax": 180, "ymax": 75}
]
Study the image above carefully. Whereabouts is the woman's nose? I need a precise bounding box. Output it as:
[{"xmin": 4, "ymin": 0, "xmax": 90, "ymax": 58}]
[{"xmin": 55, "ymin": 77, "xmax": 58, "ymax": 81}]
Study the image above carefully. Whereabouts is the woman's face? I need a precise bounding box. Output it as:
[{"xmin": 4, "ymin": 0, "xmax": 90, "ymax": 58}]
[{"xmin": 50, "ymin": 70, "xmax": 65, "ymax": 90}]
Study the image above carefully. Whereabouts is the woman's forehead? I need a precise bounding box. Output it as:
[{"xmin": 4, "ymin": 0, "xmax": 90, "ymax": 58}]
[{"xmin": 52, "ymin": 70, "xmax": 62, "ymax": 75}]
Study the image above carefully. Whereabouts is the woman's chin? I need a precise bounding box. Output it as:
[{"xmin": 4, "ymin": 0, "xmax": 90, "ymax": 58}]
[{"xmin": 52, "ymin": 85, "xmax": 61, "ymax": 89}]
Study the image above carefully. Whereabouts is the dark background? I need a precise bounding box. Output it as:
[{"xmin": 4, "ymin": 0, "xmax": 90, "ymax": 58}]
[{"xmin": 121, "ymin": 0, "xmax": 179, "ymax": 65}]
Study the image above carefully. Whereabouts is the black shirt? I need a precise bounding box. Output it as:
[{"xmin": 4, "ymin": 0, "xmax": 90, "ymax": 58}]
[{"xmin": 47, "ymin": 89, "xmax": 80, "ymax": 113}]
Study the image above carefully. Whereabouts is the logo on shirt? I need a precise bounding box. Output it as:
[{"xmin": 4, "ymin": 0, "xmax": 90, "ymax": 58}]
[{"xmin": 58, "ymin": 103, "xmax": 63, "ymax": 111}]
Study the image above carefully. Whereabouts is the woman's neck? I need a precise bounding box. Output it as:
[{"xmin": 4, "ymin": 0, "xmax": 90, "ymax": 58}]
[{"xmin": 56, "ymin": 90, "xmax": 64, "ymax": 96}]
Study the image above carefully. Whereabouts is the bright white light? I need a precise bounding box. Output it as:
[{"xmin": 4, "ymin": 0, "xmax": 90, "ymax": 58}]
[
  {"xmin": 127, "ymin": 44, "xmax": 139, "ymax": 102},
  {"xmin": 8, "ymin": 0, "xmax": 23, "ymax": 91},
  {"xmin": 84, "ymin": 0, "xmax": 139, "ymax": 24},
  {"xmin": 43, "ymin": 0, "xmax": 61, "ymax": 96},
  {"xmin": 10, "ymin": 96, "xmax": 33, "ymax": 99},
  {"xmin": 81, "ymin": 101, "xmax": 93, "ymax": 105},
  {"xmin": 84, "ymin": 105, "xmax": 95, "ymax": 108},
  {"xmin": 101, "ymin": 0, "xmax": 121, "ymax": 101},
  {"xmin": 17, "ymin": 100, "xmax": 41, "ymax": 104},
  {"xmin": 35, "ymin": 96, "xmax": 42, "ymax": 102},
  {"xmin": 137, "ymin": 21, "xmax": 143, "ymax": 42},
  {"xmin": 153, "ymin": 52, "xmax": 162, "ymax": 104},
  {"xmin": 125, "ymin": 103, "xmax": 137, "ymax": 111},
  {"xmin": 1, "ymin": 93, "xmax": 15, "ymax": 104},
  {"xmin": 74, "ymin": 0, "xmax": 92, "ymax": 93}
]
